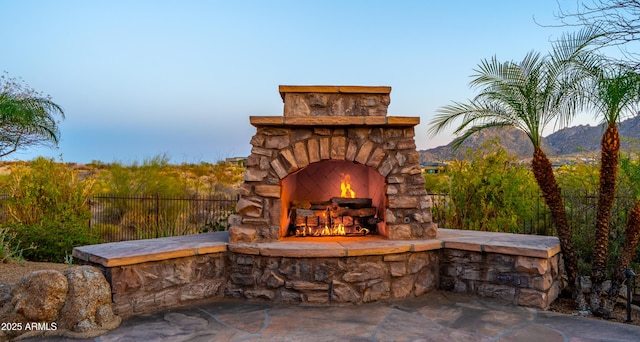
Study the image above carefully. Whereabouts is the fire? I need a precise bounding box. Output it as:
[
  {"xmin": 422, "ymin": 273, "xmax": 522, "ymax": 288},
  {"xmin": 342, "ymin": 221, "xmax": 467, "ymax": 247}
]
[{"xmin": 340, "ymin": 174, "xmax": 356, "ymax": 198}]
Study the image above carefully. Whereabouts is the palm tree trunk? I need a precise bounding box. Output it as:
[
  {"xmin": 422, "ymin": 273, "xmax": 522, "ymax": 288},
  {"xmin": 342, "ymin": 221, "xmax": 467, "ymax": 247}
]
[
  {"xmin": 613, "ymin": 201, "xmax": 640, "ymax": 288},
  {"xmin": 592, "ymin": 124, "xmax": 620, "ymax": 285},
  {"xmin": 531, "ymin": 147, "xmax": 578, "ymax": 287}
]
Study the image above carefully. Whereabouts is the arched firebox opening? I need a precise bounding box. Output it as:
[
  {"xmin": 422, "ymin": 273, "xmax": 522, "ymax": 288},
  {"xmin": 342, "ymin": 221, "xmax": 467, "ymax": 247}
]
[{"xmin": 280, "ymin": 160, "xmax": 386, "ymax": 238}]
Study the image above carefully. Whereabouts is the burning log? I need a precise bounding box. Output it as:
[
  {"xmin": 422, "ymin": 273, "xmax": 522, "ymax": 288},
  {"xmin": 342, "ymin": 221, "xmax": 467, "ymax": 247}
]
[
  {"xmin": 330, "ymin": 197, "xmax": 372, "ymax": 209},
  {"xmin": 288, "ymin": 197, "xmax": 378, "ymax": 237},
  {"xmin": 333, "ymin": 207, "xmax": 377, "ymax": 217}
]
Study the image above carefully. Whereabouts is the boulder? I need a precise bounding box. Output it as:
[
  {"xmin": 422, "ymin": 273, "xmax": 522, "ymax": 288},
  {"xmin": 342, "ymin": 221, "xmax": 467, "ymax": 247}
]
[
  {"xmin": 0, "ymin": 266, "xmax": 120, "ymax": 341},
  {"xmin": 57, "ymin": 266, "xmax": 121, "ymax": 333}
]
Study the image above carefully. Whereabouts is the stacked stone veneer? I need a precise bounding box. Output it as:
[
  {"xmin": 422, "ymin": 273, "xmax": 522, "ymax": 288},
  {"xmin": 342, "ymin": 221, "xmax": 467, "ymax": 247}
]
[
  {"xmin": 103, "ymin": 253, "xmax": 227, "ymax": 316},
  {"xmin": 74, "ymin": 230, "xmax": 564, "ymax": 317},
  {"xmin": 229, "ymin": 85, "xmax": 437, "ymax": 243},
  {"xmin": 440, "ymin": 250, "xmax": 564, "ymax": 308},
  {"xmin": 224, "ymin": 251, "xmax": 440, "ymax": 304}
]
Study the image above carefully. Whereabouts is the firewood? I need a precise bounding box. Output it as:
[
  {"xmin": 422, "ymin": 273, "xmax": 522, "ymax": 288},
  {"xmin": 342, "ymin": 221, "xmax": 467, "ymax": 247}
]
[{"xmin": 330, "ymin": 197, "xmax": 373, "ymax": 208}]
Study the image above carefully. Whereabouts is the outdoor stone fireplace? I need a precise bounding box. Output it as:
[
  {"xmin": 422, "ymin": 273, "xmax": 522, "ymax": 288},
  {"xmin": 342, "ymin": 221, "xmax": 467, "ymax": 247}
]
[
  {"xmin": 73, "ymin": 85, "xmax": 564, "ymax": 317},
  {"xmin": 229, "ymin": 85, "xmax": 437, "ymax": 243}
]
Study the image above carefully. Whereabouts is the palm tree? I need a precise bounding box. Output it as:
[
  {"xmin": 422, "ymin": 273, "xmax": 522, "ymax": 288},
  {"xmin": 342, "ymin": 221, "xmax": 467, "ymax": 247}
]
[
  {"xmin": 611, "ymin": 154, "xmax": 640, "ymax": 298},
  {"xmin": 0, "ymin": 88, "xmax": 64, "ymax": 157},
  {"xmin": 428, "ymin": 29, "xmax": 599, "ymax": 287},
  {"xmin": 587, "ymin": 65, "xmax": 640, "ymax": 298}
]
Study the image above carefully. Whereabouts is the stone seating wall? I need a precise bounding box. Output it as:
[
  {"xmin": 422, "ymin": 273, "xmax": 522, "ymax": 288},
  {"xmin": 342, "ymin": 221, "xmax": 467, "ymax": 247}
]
[{"xmin": 73, "ymin": 229, "xmax": 563, "ymax": 317}]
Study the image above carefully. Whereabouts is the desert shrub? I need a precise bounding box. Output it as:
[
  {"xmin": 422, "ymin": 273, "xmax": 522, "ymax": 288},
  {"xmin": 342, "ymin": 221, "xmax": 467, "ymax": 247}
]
[
  {"xmin": 435, "ymin": 140, "xmax": 540, "ymax": 233},
  {"xmin": 0, "ymin": 226, "xmax": 28, "ymax": 263},
  {"xmin": 1, "ymin": 157, "xmax": 100, "ymax": 262},
  {"xmin": 6, "ymin": 221, "xmax": 101, "ymax": 262},
  {"xmin": 423, "ymin": 172, "xmax": 449, "ymax": 194},
  {"xmin": 103, "ymin": 154, "xmax": 189, "ymax": 197}
]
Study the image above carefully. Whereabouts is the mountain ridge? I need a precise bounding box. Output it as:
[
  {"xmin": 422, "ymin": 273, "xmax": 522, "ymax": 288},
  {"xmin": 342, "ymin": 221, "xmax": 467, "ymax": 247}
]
[{"xmin": 420, "ymin": 115, "xmax": 640, "ymax": 163}]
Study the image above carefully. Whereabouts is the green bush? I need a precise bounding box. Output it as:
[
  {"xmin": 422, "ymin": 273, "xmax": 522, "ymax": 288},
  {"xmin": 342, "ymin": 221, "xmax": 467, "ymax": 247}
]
[
  {"xmin": 7, "ymin": 221, "xmax": 101, "ymax": 262},
  {"xmin": 434, "ymin": 140, "xmax": 541, "ymax": 233},
  {"xmin": 1, "ymin": 157, "xmax": 100, "ymax": 262}
]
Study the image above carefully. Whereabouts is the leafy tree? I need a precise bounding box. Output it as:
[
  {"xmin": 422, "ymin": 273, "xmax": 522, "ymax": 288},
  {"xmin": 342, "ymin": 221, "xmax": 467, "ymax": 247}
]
[
  {"xmin": 428, "ymin": 28, "xmax": 600, "ymax": 287},
  {"xmin": 554, "ymin": 0, "xmax": 640, "ymax": 65},
  {"xmin": 0, "ymin": 72, "xmax": 64, "ymax": 157}
]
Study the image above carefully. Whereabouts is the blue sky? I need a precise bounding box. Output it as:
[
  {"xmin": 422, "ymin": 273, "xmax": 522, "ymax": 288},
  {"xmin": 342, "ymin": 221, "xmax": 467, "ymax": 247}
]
[{"xmin": 1, "ymin": 0, "xmax": 594, "ymax": 164}]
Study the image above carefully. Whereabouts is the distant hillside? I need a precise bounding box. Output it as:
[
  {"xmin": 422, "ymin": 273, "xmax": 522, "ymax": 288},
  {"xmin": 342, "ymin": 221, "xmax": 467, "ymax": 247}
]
[{"xmin": 420, "ymin": 114, "xmax": 640, "ymax": 162}]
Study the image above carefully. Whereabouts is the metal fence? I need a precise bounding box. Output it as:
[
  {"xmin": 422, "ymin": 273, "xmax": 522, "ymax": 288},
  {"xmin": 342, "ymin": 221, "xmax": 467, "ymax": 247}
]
[
  {"xmin": 429, "ymin": 191, "xmax": 635, "ymax": 236},
  {"xmin": 89, "ymin": 194, "xmax": 238, "ymax": 242},
  {"xmin": 0, "ymin": 191, "xmax": 634, "ymax": 242}
]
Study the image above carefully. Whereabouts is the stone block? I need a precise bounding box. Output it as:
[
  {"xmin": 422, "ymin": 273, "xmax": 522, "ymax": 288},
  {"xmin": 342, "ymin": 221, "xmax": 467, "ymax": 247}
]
[
  {"xmin": 293, "ymin": 141, "xmax": 309, "ymax": 168},
  {"xmin": 343, "ymin": 263, "xmax": 387, "ymax": 282},
  {"xmin": 251, "ymin": 146, "xmax": 273, "ymax": 157},
  {"xmin": 408, "ymin": 253, "xmax": 429, "ymax": 274},
  {"xmin": 355, "ymin": 140, "xmax": 374, "ymax": 164},
  {"xmin": 387, "ymin": 224, "xmax": 412, "ymax": 240},
  {"xmin": 110, "ymin": 267, "xmax": 142, "ymax": 293},
  {"xmin": 179, "ymin": 280, "xmax": 222, "ymax": 301},
  {"xmin": 401, "ymin": 164, "xmax": 422, "ymax": 175},
  {"xmin": 415, "ymin": 267, "xmax": 437, "ymax": 296},
  {"xmin": 378, "ymin": 157, "xmax": 395, "ymax": 177},
  {"xmin": 515, "ymin": 256, "xmax": 549, "ymax": 275},
  {"xmin": 160, "ymin": 261, "xmax": 193, "ymax": 288},
  {"xmin": 391, "ymin": 275, "xmax": 414, "ymax": 298},
  {"xmin": 379, "ymin": 254, "xmax": 403, "ymax": 262},
  {"xmin": 388, "ymin": 196, "xmax": 419, "ymax": 209},
  {"xmin": 331, "ymin": 136, "xmax": 346, "ymax": 159},
  {"xmin": 265, "ymin": 135, "xmax": 290, "ymax": 149},
  {"xmin": 230, "ymin": 273, "xmax": 255, "ymax": 286},
  {"xmin": 262, "ymin": 271, "xmax": 285, "ymax": 289},
  {"xmin": 363, "ymin": 280, "xmax": 390, "ymax": 302},
  {"xmin": 366, "ymin": 147, "xmax": 386, "ymax": 168},
  {"xmin": 250, "ymin": 134, "xmax": 265, "ymax": 147},
  {"xmin": 287, "ymin": 280, "xmax": 329, "ymax": 291},
  {"xmin": 236, "ymin": 198, "xmax": 263, "ymax": 218},
  {"xmin": 387, "ymin": 175, "xmax": 404, "ymax": 184},
  {"xmin": 255, "ymin": 185, "xmax": 281, "ymax": 198},
  {"xmin": 229, "ymin": 226, "xmax": 257, "ymax": 243},
  {"xmin": 228, "ymin": 214, "xmax": 242, "ymax": 227},
  {"xmin": 292, "ymin": 129, "xmax": 313, "ymax": 142},
  {"xmin": 424, "ymin": 222, "xmax": 438, "ymax": 238},
  {"xmin": 245, "ymin": 289, "xmax": 276, "ymax": 300},
  {"xmin": 307, "ymin": 138, "xmax": 320, "ymax": 163},
  {"xmin": 386, "ymin": 185, "xmax": 398, "ymax": 195},
  {"xmin": 270, "ymin": 158, "xmax": 289, "ymax": 179},
  {"xmin": 346, "ymin": 140, "xmax": 358, "ymax": 161},
  {"xmin": 244, "ymin": 168, "xmax": 268, "ymax": 182},
  {"xmin": 320, "ymin": 137, "xmax": 330, "ymax": 160},
  {"xmin": 516, "ymin": 288, "xmax": 547, "ymax": 309},
  {"xmin": 262, "ymin": 127, "xmax": 289, "ymax": 136},
  {"xmin": 478, "ymin": 284, "xmax": 516, "ymax": 302},
  {"xmin": 385, "ymin": 209, "xmax": 396, "ymax": 223},
  {"xmin": 395, "ymin": 152, "xmax": 406, "ymax": 166},
  {"xmin": 397, "ymin": 139, "xmax": 416, "ymax": 150},
  {"xmin": 305, "ymin": 292, "xmax": 329, "ymax": 304},
  {"xmin": 389, "ymin": 261, "xmax": 407, "ymax": 277},
  {"xmin": 280, "ymin": 148, "xmax": 298, "ymax": 170},
  {"xmin": 531, "ymin": 272, "xmax": 553, "ymax": 291},
  {"xmin": 331, "ymin": 281, "xmax": 360, "ymax": 303}
]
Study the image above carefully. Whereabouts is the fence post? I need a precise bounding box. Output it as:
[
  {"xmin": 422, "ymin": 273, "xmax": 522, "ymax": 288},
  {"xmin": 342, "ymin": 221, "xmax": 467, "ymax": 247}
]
[{"xmin": 155, "ymin": 193, "xmax": 160, "ymax": 238}]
